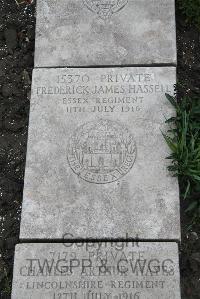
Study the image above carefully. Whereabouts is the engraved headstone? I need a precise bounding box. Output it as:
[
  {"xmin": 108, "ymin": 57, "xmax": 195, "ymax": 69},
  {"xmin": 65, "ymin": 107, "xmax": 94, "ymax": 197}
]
[
  {"xmin": 34, "ymin": 0, "xmax": 177, "ymax": 67},
  {"xmin": 12, "ymin": 242, "xmax": 181, "ymax": 299},
  {"xmin": 20, "ymin": 66, "xmax": 180, "ymax": 240}
]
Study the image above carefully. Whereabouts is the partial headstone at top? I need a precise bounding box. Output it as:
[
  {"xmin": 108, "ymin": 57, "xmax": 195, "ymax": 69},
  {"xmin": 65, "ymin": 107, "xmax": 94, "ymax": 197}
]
[{"xmin": 34, "ymin": 0, "xmax": 177, "ymax": 67}]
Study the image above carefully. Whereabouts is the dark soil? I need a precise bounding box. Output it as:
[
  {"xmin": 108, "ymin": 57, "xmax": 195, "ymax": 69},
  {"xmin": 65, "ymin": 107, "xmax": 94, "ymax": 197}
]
[
  {"xmin": 0, "ymin": 1, "xmax": 199, "ymax": 298},
  {"xmin": 0, "ymin": 0, "xmax": 35, "ymax": 297},
  {"xmin": 176, "ymin": 4, "xmax": 200, "ymax": 299}
]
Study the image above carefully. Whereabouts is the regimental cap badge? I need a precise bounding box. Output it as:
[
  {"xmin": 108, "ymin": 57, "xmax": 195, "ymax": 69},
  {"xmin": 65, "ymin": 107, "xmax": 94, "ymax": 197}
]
[
  {"xmin": 83, "ymin": 0, "xmax": 128, "ymax": 20},
  {"xmin": 68, "ymin": 119, "xmax": 136, "ymax": 184}
]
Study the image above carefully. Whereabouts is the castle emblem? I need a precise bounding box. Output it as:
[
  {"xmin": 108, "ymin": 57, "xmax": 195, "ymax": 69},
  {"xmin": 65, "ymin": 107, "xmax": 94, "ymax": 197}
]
[
  {"xmin": 83, "ymin": 0, "xmax": 128, "ymax": 20},
  {"xmin": 68, "ymin": 119, "xmax": 136, "ymax": 184}
]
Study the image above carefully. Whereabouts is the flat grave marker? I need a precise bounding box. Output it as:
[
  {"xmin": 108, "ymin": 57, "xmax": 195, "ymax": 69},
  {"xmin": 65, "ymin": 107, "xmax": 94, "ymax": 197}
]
[
  {"xmin": 12, "ymin": 242, "xmax": 181, "ymax": 299},
  {"xmin": 34, "ymin": 0, "xmax": 177, "ymax": 67},
  {"xmin": 20, "ymin": 66, "xmax": 180, "ymax": 240}
]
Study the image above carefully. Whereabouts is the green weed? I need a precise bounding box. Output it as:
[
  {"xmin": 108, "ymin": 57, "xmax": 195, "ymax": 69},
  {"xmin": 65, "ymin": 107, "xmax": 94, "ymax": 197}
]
[
  {"xmin": 178, "ymin": 0, "xmax": 200, "ymax": 30},
  {"xmin": 163, "ymin": 93, "xmax": 200, "ymax": 226}
]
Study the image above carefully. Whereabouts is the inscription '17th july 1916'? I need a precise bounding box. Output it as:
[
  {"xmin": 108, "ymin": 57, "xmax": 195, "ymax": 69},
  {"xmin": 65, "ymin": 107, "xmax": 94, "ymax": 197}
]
[
  {"xmin": 68, "ymin": 119, "xmax": 136, "ymax": 184},
  {"xmin": 83, "ymin": 0, "xmax": 128, "ymax": 20}
]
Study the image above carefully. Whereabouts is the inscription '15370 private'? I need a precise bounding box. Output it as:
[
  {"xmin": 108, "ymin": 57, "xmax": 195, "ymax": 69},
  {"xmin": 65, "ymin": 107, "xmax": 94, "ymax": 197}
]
[{"xmin": 68, "ymin": 119, "xmax": 136, "ymax": 184}]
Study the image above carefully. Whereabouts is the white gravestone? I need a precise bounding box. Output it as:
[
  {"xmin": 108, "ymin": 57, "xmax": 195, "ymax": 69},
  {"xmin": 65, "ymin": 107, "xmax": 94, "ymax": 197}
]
[
  {"xmin": 34, "ymin": 0, "xmax": 177, "ymax": 67},
  {"xmin": 12, "ymin": 242, "xmax": 181, "ymax": 299},
  {"xmin": 19, "ymin": 66, "xmax": 180, "ymax": 241}
]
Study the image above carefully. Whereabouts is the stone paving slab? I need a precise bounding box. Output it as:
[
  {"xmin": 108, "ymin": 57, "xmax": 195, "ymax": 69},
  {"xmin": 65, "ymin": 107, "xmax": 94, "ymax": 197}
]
[
  {"xmin": 34, "ymin": 0, "xmax": 177, "ymax": 67},
  {"xmin": 20, "ymin": 66, "xmax": 180, "ymax": 240},
  {"xmin": 11, "ymin": 242, "xmax": 181, "ymax": 299}
]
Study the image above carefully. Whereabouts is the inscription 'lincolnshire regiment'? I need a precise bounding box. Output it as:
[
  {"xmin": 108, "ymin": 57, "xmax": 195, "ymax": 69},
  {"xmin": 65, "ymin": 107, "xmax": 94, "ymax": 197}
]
[
  {"xmin": 83, "ymin": 0, "xmax": 128, "ymax": 20},
  {"xmin": 68, "ymin": 119, "xmax": 136, "ymax": 183}
]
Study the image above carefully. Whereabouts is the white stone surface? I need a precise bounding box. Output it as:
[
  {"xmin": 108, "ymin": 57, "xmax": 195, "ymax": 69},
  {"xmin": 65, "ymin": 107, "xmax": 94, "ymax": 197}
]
[
  {"xmin": 20, "ymin": 66, "xmax": 180, "ymax": 240},
  {"xmin": 12, "ymin": 242, "xmax": 181, "ymax": 299},
  {"xmin": 34, "ymin": 0, "xmax": 177, "ymax": 67}
]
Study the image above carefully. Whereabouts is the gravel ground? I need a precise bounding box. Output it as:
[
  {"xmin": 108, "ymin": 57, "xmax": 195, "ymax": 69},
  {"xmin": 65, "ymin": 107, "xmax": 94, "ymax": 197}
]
[{"xmin": 0, "ymin": 0, "xmax": 200, "ymax": 298}]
